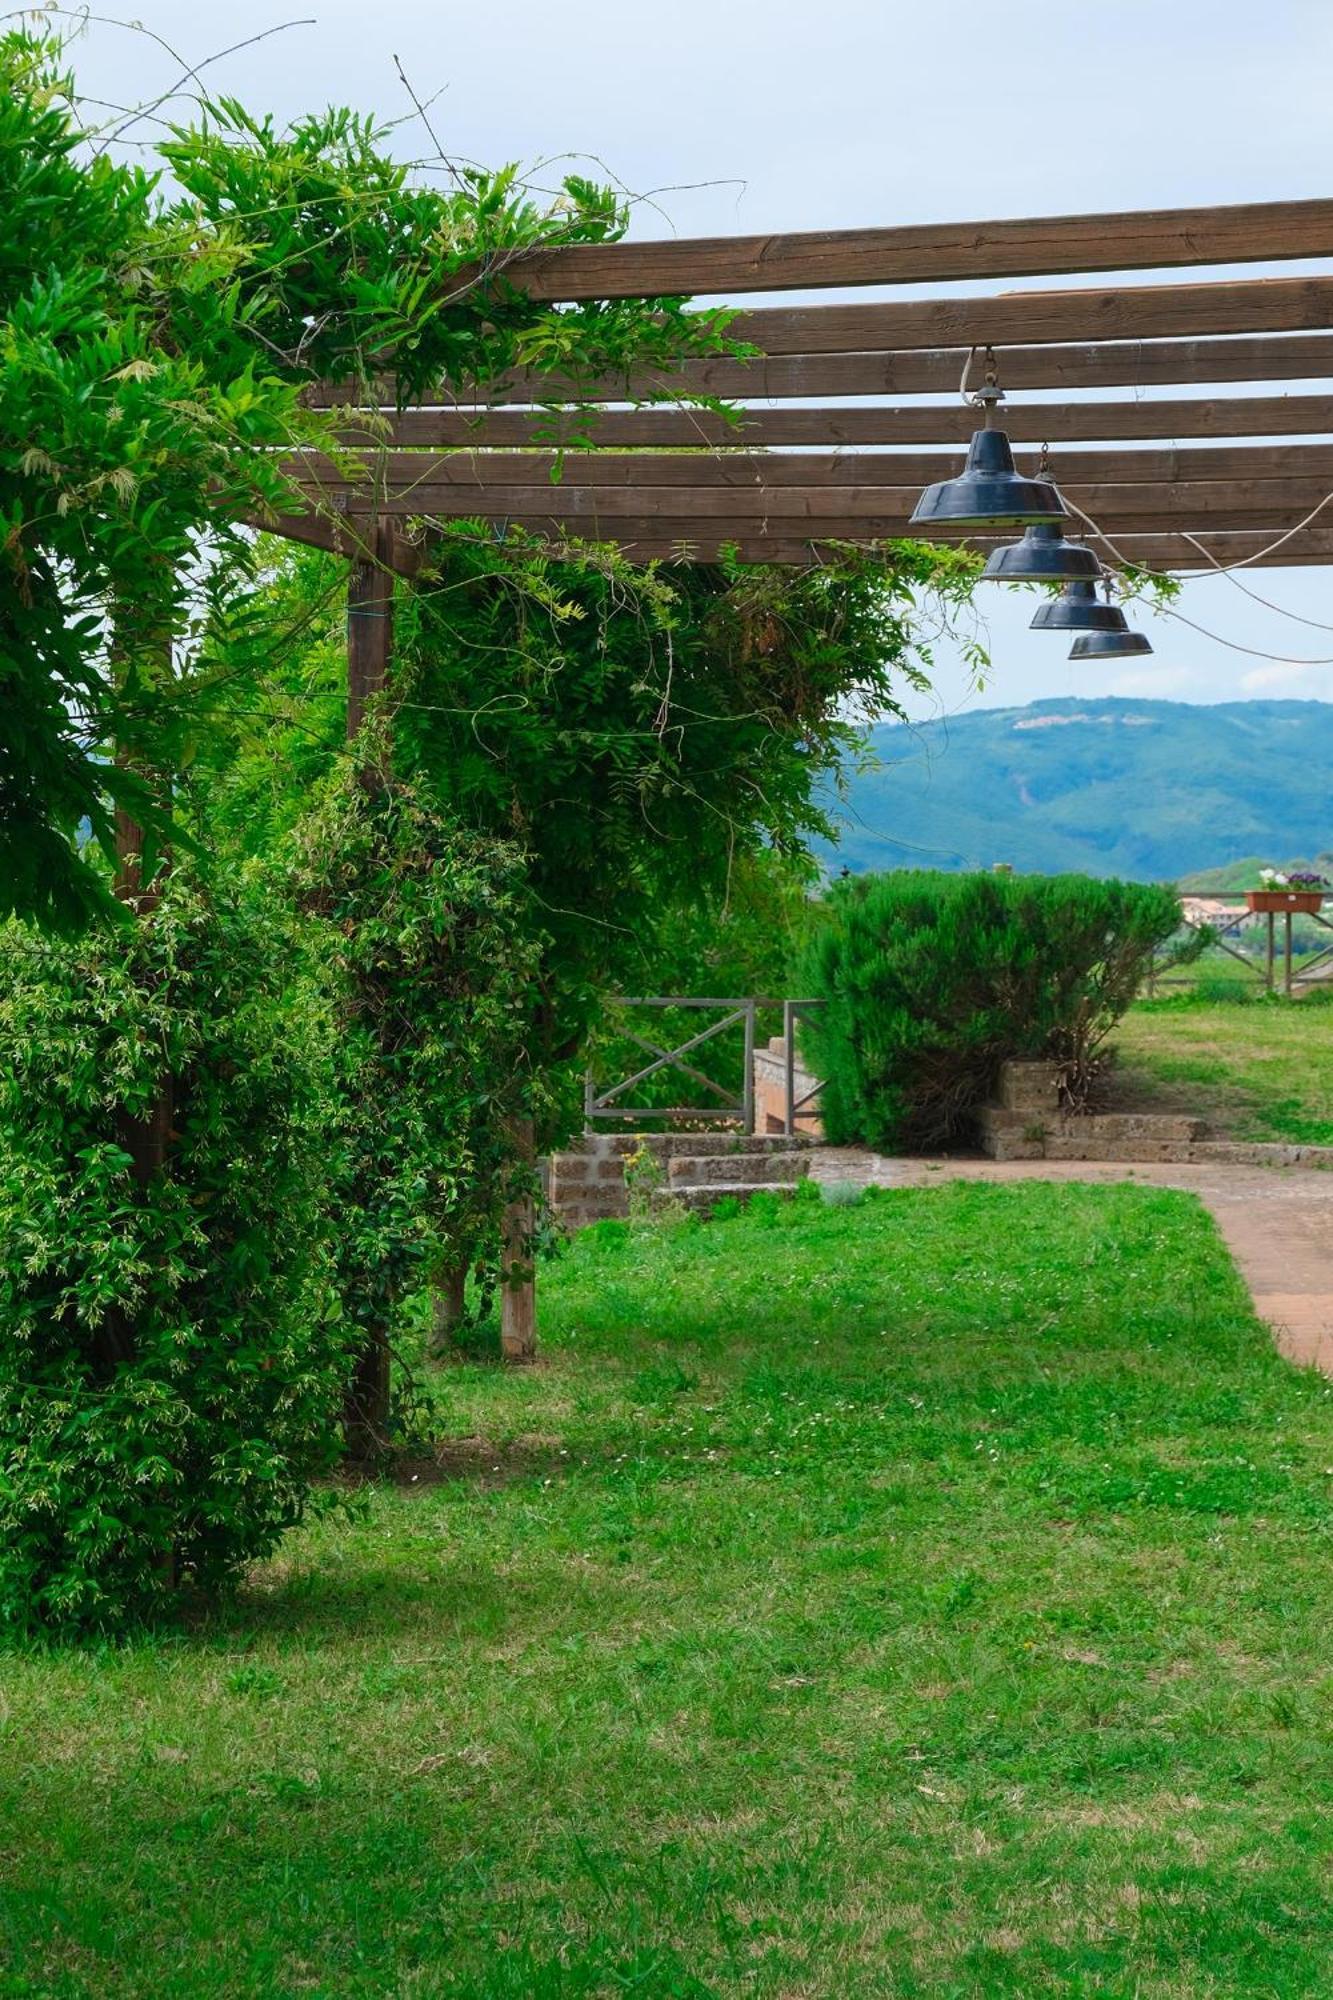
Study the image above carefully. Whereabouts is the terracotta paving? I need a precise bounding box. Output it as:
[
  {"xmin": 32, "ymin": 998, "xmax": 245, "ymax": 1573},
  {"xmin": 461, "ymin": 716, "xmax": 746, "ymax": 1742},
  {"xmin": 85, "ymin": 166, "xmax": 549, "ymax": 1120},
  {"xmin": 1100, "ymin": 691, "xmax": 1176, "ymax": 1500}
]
[{"xmin": 809, "ymin": 1149, "xmax": 1333, "ymax": 1378}]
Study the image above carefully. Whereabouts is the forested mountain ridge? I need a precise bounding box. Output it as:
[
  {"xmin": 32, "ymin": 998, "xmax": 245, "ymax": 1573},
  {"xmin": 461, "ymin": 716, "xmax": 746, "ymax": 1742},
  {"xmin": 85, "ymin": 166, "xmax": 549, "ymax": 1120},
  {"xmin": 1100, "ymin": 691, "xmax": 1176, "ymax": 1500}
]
[{"xmin": 824, "ymin": 698, "xmax": 1333, "ymax": 883}]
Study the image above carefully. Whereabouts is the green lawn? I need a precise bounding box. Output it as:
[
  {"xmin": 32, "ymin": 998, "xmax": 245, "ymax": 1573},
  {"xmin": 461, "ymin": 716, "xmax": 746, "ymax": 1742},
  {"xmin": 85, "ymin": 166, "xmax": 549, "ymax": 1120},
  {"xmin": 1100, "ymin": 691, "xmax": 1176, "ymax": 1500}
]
[
  {"xmin": 1114, "ymin": 992, "xmax": 1333, "ymax": 1146},
  {"xmin": 3, "ymin": 1183, "xmax": 1332, "ymax": 1997}
]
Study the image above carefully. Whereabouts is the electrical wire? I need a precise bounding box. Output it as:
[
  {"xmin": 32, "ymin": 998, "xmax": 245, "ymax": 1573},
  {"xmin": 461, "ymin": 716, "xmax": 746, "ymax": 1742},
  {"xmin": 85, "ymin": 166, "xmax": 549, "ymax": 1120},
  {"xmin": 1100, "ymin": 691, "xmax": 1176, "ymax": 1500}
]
[
  {"xmin": 1179, "ymin": 530, "xmax": 1333, "ymax": 634},
  {"xmin": 1060, "ymin": 494, "xmax": 1333, "ymax": 667}
]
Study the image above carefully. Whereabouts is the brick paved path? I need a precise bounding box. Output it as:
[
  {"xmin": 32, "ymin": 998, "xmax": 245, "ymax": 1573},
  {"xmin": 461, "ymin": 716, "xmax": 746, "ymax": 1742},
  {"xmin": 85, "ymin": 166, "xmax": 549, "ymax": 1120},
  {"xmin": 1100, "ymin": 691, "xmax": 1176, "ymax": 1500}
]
[{"xmin": 809, "ymin": 1151, "xmax": 1333, "ymax": 1377}]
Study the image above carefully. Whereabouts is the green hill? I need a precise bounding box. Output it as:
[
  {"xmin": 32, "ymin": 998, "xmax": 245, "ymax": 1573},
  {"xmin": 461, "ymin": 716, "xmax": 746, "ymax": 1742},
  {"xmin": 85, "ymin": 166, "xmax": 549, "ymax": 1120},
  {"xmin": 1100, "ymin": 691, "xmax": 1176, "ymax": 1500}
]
[{"xmin": 822, "ymin": 697, "xmax": 1333, "ymax": 883}]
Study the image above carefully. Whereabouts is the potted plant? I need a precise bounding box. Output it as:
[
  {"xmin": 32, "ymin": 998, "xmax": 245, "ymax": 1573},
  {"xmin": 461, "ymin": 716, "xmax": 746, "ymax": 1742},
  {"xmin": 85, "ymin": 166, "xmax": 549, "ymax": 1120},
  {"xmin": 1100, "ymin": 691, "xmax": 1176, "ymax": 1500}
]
[{"xmin": 1246, "ymin": 867, "xmax": 1329, "ymax": 915}]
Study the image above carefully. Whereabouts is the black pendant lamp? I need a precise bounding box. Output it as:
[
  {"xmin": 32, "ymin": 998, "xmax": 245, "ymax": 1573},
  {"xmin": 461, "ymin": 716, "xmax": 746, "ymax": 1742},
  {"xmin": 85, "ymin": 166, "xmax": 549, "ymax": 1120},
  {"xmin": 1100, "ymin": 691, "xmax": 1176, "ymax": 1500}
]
[
  {"xmin": 1069, "ymin": 628, "xmax": 1154, "ymax": 660},
  {"xmin": 1029, "ymin": 578, "xmax": 1128, "ymax": 633},
  {"xmin": 982, "ymin": 522, "xmax": 1102, "ymax": 583},
  {"xmin": 910, "ymin": 375, "xmax": 1066, "ymax": 531}
]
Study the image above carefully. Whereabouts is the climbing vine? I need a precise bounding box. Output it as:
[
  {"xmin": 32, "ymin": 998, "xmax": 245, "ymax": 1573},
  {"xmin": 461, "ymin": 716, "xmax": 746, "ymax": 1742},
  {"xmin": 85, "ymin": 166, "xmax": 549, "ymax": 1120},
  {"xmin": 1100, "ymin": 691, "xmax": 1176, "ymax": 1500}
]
[
  {"xmin": 200, "ymin": 526, "xmax": 985, "ymax": 1151},
  {"xmin": 0, "ymin": 31, "xmax": 730, "ymax": 930}
]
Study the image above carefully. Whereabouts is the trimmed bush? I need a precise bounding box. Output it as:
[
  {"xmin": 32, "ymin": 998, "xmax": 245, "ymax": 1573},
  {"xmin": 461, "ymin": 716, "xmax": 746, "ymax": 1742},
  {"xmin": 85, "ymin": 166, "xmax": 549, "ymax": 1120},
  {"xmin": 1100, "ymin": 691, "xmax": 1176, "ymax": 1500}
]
[
  {"xmin": 0, "ymin": 867, "xmax": 350, "ymax": 1635},
  {"xmin": 800, "ymin": 870, "xmax": 1181, "ymax": 1151}
]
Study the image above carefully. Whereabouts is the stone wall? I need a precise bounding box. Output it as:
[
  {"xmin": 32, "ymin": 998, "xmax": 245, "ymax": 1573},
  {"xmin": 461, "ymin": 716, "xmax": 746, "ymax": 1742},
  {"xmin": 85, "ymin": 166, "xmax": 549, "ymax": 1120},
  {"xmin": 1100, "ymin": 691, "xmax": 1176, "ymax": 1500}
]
[
  {"xmin": 752, "ymin": 1036, "xmax": 824, "ymax": 1138},
  {"xmin": 546, "ymin": 1129, "xmax": 817, "ymax": 1228},
  {"xmin": 546, "ymin": 1133, "xmax": 656, "ymax": 1229}
]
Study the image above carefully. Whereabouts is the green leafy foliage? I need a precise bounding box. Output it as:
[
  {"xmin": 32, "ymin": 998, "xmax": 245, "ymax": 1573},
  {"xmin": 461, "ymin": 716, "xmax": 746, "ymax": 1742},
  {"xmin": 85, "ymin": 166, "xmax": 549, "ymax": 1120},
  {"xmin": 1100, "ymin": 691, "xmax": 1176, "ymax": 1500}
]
[
  {"xmin": 1, "ymin": 33, "xmax": 731, "ymax": 931},
  {"xmin": 591, "ymin": 847, "xmax": 825, "ymax": 1116},
  {"xmin": 197, "ymin": 532, "xmax": 979, "ymax": 1148},
  {"xmin": 389, "ymin": 532, "xmax": 978, "ymax": 1135},
  {"xmin": 0, "ymin": 864, "xmax": 349, "ymax": 1634},
  {"xmin": 286, "ymin": 728, "xmax": 548, "ymax": 1349},
  {"xmin": 800, "ymin": 869, "xmax": 1183, "ymax": 1150},
  {"xmin": 0, "ymin": 35, "xmax": 307, "ymax": 927}
]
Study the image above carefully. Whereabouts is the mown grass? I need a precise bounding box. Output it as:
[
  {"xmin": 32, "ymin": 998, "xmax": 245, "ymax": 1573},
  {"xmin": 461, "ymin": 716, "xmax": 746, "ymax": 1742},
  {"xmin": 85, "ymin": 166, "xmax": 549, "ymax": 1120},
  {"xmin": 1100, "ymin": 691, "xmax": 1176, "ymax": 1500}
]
[
  {"xmin": 2, "ymin": 1182, "xmax": 1332, "ymax": 1997},
  {"xmin": 1114, "ymin": 990, "xmax": 1333, "ymax": 1145}
]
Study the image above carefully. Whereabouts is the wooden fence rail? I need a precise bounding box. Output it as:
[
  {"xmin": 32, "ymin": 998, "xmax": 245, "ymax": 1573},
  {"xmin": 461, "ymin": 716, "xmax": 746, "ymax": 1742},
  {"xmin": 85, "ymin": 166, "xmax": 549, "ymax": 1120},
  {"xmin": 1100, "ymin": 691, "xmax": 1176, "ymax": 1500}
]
[
  {"xmin": 1151, "ymin": 902, "xmax": 1333, "ymax": 997},
  {"xmin": 586, "ymin": 997, "xmax": 825, "ymax": 1136}
]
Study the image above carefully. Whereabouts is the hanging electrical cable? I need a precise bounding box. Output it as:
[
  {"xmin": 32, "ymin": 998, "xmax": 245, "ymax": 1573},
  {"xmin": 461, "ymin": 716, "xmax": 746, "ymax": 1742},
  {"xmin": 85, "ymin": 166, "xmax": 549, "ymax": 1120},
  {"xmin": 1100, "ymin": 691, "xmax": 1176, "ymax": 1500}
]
[
  {"xmin": 1064, "ymin": 495, "xmax": 1333, "ymax": 666},
  {"xmin": 1180, "ymin": 531, "xmax": 1333, "ymax": 633}
]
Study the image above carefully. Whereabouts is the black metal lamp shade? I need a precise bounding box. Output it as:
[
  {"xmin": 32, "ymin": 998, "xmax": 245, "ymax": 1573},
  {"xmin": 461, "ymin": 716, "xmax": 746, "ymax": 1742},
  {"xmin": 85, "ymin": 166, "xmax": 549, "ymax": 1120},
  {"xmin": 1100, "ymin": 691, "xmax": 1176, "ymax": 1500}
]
[
  {"xmin": 910, "ymin": 428, "xmax": 1067, "ymax": 529},
  {"xmin": 1029, "ymin": 579, "xmax": 1129, "ymax": 632},
  {"xmin": 1068, "ymin": 628, "xmax": 1154, "ymax": 659},
  {"xmin": 981, "ymin": 522, "xmax": 1103, "ymax": 582}
]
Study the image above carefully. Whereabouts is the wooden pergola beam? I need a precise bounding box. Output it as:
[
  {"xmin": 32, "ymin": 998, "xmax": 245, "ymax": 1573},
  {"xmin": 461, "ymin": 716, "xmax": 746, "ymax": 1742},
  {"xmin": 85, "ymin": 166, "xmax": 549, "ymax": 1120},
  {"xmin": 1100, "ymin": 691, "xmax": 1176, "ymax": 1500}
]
[
  {"xmin": 287, "ymin": 442, "xmax": 1333, "ymax": 493},
  {"xmin": 281, "ymin": 479, "xmax": 1333, "ymax": 526},
  {"xmin": 359, "ymin": 394, "xmax": 1333, "ymax": 452},
  {"xmin": 314, "ymin": 333, "xmax": 1333, "ymax": 409},
  {"xmin": 245, "ymin": 508, "xmax": 422, "ymax": 575},
  {"xmin": 726, "ymin": 276, "xmax": 1333, "ymax": 359},
  {"xmin": 403, "ymin": 524, "xmax": 1333, "ymax": 570},
  {"xmin": 464, "ymin": 198, "xmax": 1333, "ymax": 302}
]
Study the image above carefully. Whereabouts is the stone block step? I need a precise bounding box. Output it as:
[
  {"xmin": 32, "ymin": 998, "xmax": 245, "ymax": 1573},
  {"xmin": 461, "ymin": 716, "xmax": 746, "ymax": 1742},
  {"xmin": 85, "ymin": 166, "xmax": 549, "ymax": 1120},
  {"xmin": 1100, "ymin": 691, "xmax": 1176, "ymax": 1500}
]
[
  {"xmin": 668, "ymin": 1150, "xmax": 811, "ymax": 1187},
  {"xmin": 1041, "ymin": 1135, "xmax": 1196, "ymax": 1164},
  {"xmin": 982, "ymin": 1107, "xmax": 1205, "ymax": 1143},
  {"xmin": 980, "ymin": 1104, "xmax": 1208, "ymax": 1162},
  {"xmin": 565, "ymin": 1131, "xmax": 819, "ymax": 1160},
  {"xmin": 652, "ymin": 1181, "xmax": 801, "ymax": 1214}
]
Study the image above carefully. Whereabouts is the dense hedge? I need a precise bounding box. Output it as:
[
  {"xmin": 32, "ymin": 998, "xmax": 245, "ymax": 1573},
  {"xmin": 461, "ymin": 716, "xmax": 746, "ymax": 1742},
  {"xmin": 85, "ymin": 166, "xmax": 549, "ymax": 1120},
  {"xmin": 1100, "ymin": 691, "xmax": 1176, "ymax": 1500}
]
[
  {"xmin": 800, "ymin": 870, "xmax": 1181, "ymax": 1152},
  {"xmin": 0, "ymin": 868, "xmax": 350, "ymax": 1634}
]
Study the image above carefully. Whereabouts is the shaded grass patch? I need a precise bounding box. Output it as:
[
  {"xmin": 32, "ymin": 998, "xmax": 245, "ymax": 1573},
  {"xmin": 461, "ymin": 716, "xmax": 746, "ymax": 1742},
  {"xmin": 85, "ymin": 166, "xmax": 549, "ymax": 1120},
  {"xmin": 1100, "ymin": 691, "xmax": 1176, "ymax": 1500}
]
[{"xmin": 1, "ymin": 1182, "xmax": 1331, "ymax": 1997}]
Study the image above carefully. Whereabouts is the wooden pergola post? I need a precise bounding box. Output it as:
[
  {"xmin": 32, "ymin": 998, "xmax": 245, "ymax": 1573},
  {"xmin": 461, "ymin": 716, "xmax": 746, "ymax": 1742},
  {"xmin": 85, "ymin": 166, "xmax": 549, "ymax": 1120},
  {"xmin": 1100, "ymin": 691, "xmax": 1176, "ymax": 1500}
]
[
  {"xmin": 113, "ymin": 603, "xmax": 175, "ymax": 1189},
  {"xmin": 346, "ymin": 518, "xmax": 395, "ymax": 739},
  {"xmin": 113, "ymin": 800, "xmax": 175, "ymax": 1187},
  {"xmin": 342, "ymin": 518, "xmax": 397, "ymax": 1456}
]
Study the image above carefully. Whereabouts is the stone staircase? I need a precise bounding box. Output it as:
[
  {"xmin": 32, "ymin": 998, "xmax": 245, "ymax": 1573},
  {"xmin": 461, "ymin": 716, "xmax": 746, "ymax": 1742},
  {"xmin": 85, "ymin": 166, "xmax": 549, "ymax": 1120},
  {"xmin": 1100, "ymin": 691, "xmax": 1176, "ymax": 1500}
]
[
  {"xmin": 980, "ymin": 1060, "xmax": 1210, "ymax": 1163},
  {"xmin": 659, "ymin": 1144, "xmax": 814, "ymax": 1213}
]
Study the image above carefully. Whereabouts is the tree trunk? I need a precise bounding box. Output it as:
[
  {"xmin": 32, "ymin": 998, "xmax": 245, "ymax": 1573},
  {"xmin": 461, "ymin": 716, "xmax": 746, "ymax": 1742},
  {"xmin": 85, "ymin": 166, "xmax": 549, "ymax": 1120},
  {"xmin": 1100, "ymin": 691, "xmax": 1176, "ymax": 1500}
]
[
  {"xmin": 342, "ymin": 1330, "xmax": 391, "ymax": 1460},
  {"xmin": 500, "ymin": 1116, "xmax": 538, "ymax": 1364},
  {"xmin": 429, "ymin": 1262, "xmax": 468, "ymax": 1358}
]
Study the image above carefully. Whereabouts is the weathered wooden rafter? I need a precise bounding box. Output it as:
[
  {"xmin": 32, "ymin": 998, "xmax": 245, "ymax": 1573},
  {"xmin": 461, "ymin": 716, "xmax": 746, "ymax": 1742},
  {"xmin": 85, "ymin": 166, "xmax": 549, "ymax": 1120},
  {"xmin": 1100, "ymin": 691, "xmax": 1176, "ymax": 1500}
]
[
  {"xmin": 268, "ymin": 198, "xmax": 1333, "ymax": 571},
  {"xmin": 310, "ymin": 331, "xmax": 1333, "ymax": 409},
  {"xmin": 458, "ymin": 197, "xmax": 1333, "ymax": 301},
  {"xmin": 288, "ymin": 442, "xmax": 1333, "ymax": 492},
  {"xmin": 247, "ymin": 506, "xmax": 1333, "ymax": 574},
  {"xmin": 343, "ymin": 394, "xmax": 1333, "ymax": 452}
]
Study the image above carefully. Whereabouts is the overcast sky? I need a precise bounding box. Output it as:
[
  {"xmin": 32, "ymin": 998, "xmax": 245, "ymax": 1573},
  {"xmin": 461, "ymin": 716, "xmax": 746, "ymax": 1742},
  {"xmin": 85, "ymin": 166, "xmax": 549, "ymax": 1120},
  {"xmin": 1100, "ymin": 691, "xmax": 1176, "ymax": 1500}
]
[{"xmin": 63, "ymin": 0, "xmax": 1333, "ymax": 721}]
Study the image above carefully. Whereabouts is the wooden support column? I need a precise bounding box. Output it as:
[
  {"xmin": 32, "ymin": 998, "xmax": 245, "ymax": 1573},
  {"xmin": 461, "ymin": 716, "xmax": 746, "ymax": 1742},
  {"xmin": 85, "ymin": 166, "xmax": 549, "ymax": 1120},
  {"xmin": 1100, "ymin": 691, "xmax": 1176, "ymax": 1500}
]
[
  {"xmin": 112, "ymin": 808, "xmax": 175, "ymax": 1225},
  {"xmin": 500, "ymin": 1116, "xmax": 537, "ymax": 1364},
  {"xmin": 113, "ymin": 600, "xmax": 174, "ymax": 1194},
  {"xmin": 346, "ymin": 519, "xmax": 396, "ymax": 739},
  {"xmin": 343, "ymin": 519, "xmax": 398, "ymax": 1455}
]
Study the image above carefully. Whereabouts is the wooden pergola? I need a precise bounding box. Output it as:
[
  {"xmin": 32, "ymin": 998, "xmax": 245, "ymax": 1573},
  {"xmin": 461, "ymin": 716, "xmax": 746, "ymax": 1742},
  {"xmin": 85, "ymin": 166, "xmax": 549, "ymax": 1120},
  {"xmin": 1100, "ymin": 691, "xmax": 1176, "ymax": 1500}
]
[
  {"xmin": 117, "ymin": 198, "xmax": 1333, "ymax": 1430},
  {"xmin": 268, "ymin": 194, "xmax": 1333, "ymax": 592},
  {"xmin": 257, "ymin": 194, "xmax": 1333, "ymax": 1385}
]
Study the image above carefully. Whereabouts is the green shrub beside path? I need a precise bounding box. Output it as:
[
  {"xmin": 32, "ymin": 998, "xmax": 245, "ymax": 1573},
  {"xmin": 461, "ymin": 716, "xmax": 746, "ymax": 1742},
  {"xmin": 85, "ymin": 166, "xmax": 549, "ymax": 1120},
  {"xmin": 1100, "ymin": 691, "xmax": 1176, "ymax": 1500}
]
[{"xmin": 800, "ymin": 870, "xmax": 1182, "ymax": 1152}]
